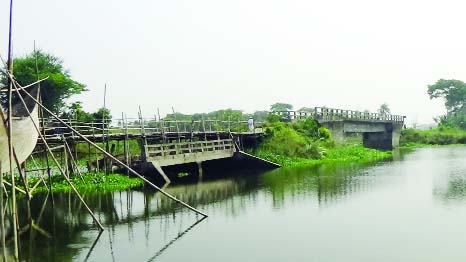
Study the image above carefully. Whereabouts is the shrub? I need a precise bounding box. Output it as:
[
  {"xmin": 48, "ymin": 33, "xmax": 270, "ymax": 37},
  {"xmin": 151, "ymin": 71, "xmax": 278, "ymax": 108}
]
[{"xmin": 260, "ymin": 120, "xmax": 325, "ymax": 159}]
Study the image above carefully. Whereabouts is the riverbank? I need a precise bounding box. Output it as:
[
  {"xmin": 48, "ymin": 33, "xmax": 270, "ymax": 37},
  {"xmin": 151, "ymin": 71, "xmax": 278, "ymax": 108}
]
[
  {"xmin": 401, "ymin": 127, "xmax": 466, "ymax": 145},
  {"xmin": 252, "ymin": 118, "xmax": 392, "ymax": 167},
  {"xmin": 254, "ymin": 144, "xmax": 392, "ymax": 167}
]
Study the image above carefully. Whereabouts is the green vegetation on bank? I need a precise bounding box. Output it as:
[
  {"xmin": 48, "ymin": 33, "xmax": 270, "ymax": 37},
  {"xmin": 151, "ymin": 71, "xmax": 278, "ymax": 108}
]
[
  {"xmin": 30, "ymin": 173, "xmax": 144, "ymax": 194},
  {"xmin": 399, "ymin": 78, "xmax": 466, "ymax": 147},
  {"xmin": 401, "ymin": 127, "xmax": 466, "ymax": 146},
  {"xmin": 252, "ymin": 116, "xmax": 392, "ymax": 167},
  {"xmin": 255, "ymin": 144, "xmax": 392, "ymax": 167}
]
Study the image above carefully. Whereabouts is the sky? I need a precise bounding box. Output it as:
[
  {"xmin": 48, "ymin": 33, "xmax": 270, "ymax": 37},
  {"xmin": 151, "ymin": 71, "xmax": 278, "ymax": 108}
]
[{"xmin": 0, "ymin": 0, "xmax": 464, "ymax": 125}]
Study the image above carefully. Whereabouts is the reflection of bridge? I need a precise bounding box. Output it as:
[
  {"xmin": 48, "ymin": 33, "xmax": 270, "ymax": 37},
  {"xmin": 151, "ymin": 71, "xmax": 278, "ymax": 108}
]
[{"xmin": 273, "ymin": 107, "xmax": 406, "ymax": 149}]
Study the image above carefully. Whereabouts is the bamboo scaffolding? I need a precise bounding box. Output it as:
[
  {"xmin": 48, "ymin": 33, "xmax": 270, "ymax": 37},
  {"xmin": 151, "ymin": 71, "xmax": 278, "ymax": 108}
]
[
  {"xmin": 63, "ymin": 139, "xmax": 85, "ymax": 181},
  {"xmin": 15, "ymin": 83, "xmax": 208, "ymax": 217},
  {"xmin": 8, "ymin": 81, "xmax": 105, "ymax": 231}
]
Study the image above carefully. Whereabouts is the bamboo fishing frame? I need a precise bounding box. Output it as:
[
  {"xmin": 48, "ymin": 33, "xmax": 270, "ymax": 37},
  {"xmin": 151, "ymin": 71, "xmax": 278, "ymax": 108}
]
[
  {"xmin": 7, "ymin": 78, "xmax": 208, "ymax": 217},
  {"xmin": 9, "ymin": 81, "xmax": 105, "ymax": 230}
]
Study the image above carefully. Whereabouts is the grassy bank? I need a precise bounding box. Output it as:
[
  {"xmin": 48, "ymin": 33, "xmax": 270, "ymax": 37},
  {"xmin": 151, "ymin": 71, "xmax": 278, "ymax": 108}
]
[
  {"xmin": 30, "ymin": 173, "xmax": 144, "ymax": 194},
  {"xmin": 401, "ymin": 126, "xmax": 466, "ymax": 146},
  {"xmin": 252, "ymin": 118, "xmax": 392, "ymax": 167},
  {"xmin": 255, "ymin": 144, "xmax": 392, "ymax": 167}
]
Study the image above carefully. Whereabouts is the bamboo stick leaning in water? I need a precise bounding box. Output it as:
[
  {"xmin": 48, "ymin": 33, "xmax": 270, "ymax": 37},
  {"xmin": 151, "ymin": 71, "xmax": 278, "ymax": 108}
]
[{"xmin": 10, "ymin": 81, "xmax": 105, "ymax": 231}]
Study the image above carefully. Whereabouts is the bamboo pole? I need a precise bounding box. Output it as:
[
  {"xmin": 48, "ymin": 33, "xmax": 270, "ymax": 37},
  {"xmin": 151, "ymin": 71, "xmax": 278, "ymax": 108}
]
[
  {"xmin": 202, "ymin": 114, "xmax": 207, "ymax": 141},
  {"xmin": 122, "ymin": 113, "xmax": 129, "ymax": 175},
  {"xmin": 157, "ymin": 108, "xmax": 163, "ymax": 141},
  {"xmin": 13, "ymin": 150, "xmax": 31, "ymax": 200},
  {"xmin": 5, "ymin": 0, "xmax": 19, "ymax": 254},
  {"xmin": 172, "ymin": 107, "xmax": 181, "ymax": 144},
  {"xmin": 92, "ymin": 121, "xmax": 99, "ymax": 173},
  {"xmin": 0, "ymin": 162, "xmax": 5, "ymax": 262},
  {"xmin": 64, "ymin": 140, "xmax": 85, "ymax": 182},
  {"xmin": 11, "ymin": 83, "xmax": 105, "ymax": 230},
  {"xmin": 103, "ymin": 84, "xmax": 108, "ymax": 175},
  {"xmin": 17, "ymin": 85, "xmax": 208, "ymax": 217},
  {"xmin": 125, "ymin": 114, "xmax": 131, "ymax": 167},
  {"xmin": 63, "ymin": 140, "xmax": 68, "ymax": 176},
  {"xmin": 138, "ymin": 106, "xmax": 147, "ymax": 162}
]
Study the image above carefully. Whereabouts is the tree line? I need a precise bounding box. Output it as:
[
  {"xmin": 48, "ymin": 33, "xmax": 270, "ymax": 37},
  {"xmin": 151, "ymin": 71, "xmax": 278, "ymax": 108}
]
[
  {"xmin": 0, "ymin": 50, "xmax": 111, "ymax": 123},
  {"xmin": 2, "ymin": 50, "xmax": 398, "ymax": 124}
]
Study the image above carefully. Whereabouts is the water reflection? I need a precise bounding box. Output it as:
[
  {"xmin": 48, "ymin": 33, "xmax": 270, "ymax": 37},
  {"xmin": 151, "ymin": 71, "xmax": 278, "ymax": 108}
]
[
  {"xmin": 13, "ymin": 190, "xmax": 207, "ymax": 262},
  {"xmin": 435, "ymin": 177, "xmax": 466, "ymax": 202},
  {"xmin": 10, "ymin": 159, "xmax": 399, "ymax": 261},
  {"xmin": 9, "ymin": 147, "xmax": 466, "ymax": 261},
  {"xmin": 260, "ymin": 161, "xmax": 397, "ymax": 209}
]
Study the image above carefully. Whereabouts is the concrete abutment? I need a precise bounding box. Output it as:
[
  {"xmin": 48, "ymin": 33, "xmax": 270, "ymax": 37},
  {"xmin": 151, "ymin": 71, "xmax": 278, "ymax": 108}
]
[{"xmin": 321, "ymin": 121, "xmax": 403, "ymax": 150}]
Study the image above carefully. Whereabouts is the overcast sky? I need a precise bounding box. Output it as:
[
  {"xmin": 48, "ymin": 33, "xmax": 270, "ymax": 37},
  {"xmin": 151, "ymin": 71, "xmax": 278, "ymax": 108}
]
[{"xmin": 1, "ymin": 0, "xmax": 464, "ymax": 124}]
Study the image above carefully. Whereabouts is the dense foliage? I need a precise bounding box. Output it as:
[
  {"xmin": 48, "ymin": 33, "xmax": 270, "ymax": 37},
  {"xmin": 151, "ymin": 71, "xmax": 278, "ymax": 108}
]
[
  {"xmin": 270, "ymin": 102, "xmax": 293, "ymax": 112},
  {"xmin": 428, "ymin": 79, "xmax": 466, "ymax": 129},
  {"xmin": 1, "ymin": 50, "xmax": 86, "ymax": 115},
  {"xmin": 61, "ymin": 102, "xmax": 112, "ymax": 127},
  {"xmin": 259, "ymin": 119, "xmax": 333, "ymax": 159}
]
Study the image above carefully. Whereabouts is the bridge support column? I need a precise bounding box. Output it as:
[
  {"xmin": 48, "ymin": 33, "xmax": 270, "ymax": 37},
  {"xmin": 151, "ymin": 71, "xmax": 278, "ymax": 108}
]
[
  {"xmin": 391, "ymin": 123, "xmax": 402, "ymax": 148},
  {"xmin": 322, "ymin": 121, "xmax": 345, "ymax": 144}
]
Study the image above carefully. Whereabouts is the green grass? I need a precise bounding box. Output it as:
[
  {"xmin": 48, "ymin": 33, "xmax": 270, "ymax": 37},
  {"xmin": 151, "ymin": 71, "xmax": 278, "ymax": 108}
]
[
  {"xmin": 401, "ymin": 127, "xmax": 466, "ymax": 146},
  {"xmin": 253, "ymin": 119, "xmax": 392, "ymax": 167},
  {"xmin": 254, "ymin": 144, "xmax": 392, "ymax": 167},
  {"xmin": 75, "ymin": 140, "xmax": 142, "ymax": 156},
  {"xmin": 29, "ymin": 173, "xmax": 144, "ymax": 194}
]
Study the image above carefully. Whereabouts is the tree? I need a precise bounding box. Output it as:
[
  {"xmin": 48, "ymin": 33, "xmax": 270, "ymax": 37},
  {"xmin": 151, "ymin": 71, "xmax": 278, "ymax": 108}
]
[
  {"xmin": 298, "ymin": 107, "xmax": 314, "ymax": 112},
  {"xmin": 62, "ymin": 102, "xmax": 94, "ymax": 122},
  {"xmin": 378, "ymin": 103, "xmax": 391, "ymax": 115},
  {"xmin": 428, "ymin": 79, "xmax": 466, "ymax": 129},
  {"xmin": 270, "ymin": 102, "xmax": 293, "ymax": 112},
  {"xmin": 1, "ymin": 50, "xmax": 86, "ymax": 115},
  {"xmin": 253, "ymin": 110, "xmax": 269, "ymax": 122},
  {"xmin": 428, "ymin": 79, "xmax": 466, "ymax": 113},
  {"xmin": 93, "ymin": 108, "xmax": 112, "ymax": 128}
]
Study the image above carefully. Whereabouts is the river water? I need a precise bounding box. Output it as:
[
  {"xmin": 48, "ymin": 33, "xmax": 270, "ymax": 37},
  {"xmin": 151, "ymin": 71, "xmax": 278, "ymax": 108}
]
[{"xmin": 11, "ymin": 147, "xmax": 466, "ymax": 261}]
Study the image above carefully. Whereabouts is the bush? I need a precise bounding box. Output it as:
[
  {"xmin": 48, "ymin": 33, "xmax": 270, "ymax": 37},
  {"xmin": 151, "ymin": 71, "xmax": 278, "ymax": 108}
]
[
  {"xmin": 317, "ymin": 127, "xmax": 332, "ymax": 140},
  {"xmin": 291, "ymin": 119, "xmax": 319, "ymax": 140},
  {"xmin": 260, "ymin": 119, "xmax": 327, "ymax": 159}
]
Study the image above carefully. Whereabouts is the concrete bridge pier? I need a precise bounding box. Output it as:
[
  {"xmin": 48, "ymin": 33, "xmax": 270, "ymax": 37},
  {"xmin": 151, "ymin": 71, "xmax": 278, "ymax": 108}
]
[
  {"xmin": 275, "ymin": 107, "xmax": 405, "ymax": 151},
  {"xmin": 321, "ymin": 121, "xmax": 403, "ymax": 150},
  {"xmin": 362, "ymin": 123, "xmax": 403, "ymax": 150},
  {"xmin": 321, "ymin": 121, "xmax": 345, "ymax": 144}
]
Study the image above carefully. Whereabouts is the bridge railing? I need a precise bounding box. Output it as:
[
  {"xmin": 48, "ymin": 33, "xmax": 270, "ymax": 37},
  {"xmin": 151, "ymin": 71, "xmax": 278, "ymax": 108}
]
[
  {"xmin": 272, "ymin": 107, "xmax": 405, "ymax": 123},
  {"xmin": 39, "ymin": 117, "xmax": 264, "ymax": 140},
  {"xmin": 145, "ymin": 139, "xmax": 235, "ymax": 158}
]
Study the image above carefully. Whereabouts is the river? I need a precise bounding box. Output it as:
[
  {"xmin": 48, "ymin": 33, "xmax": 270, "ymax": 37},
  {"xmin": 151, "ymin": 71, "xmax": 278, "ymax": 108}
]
[{"xmin": 10, "ymin": 146, "xmax": 466, "ymax": 261}]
